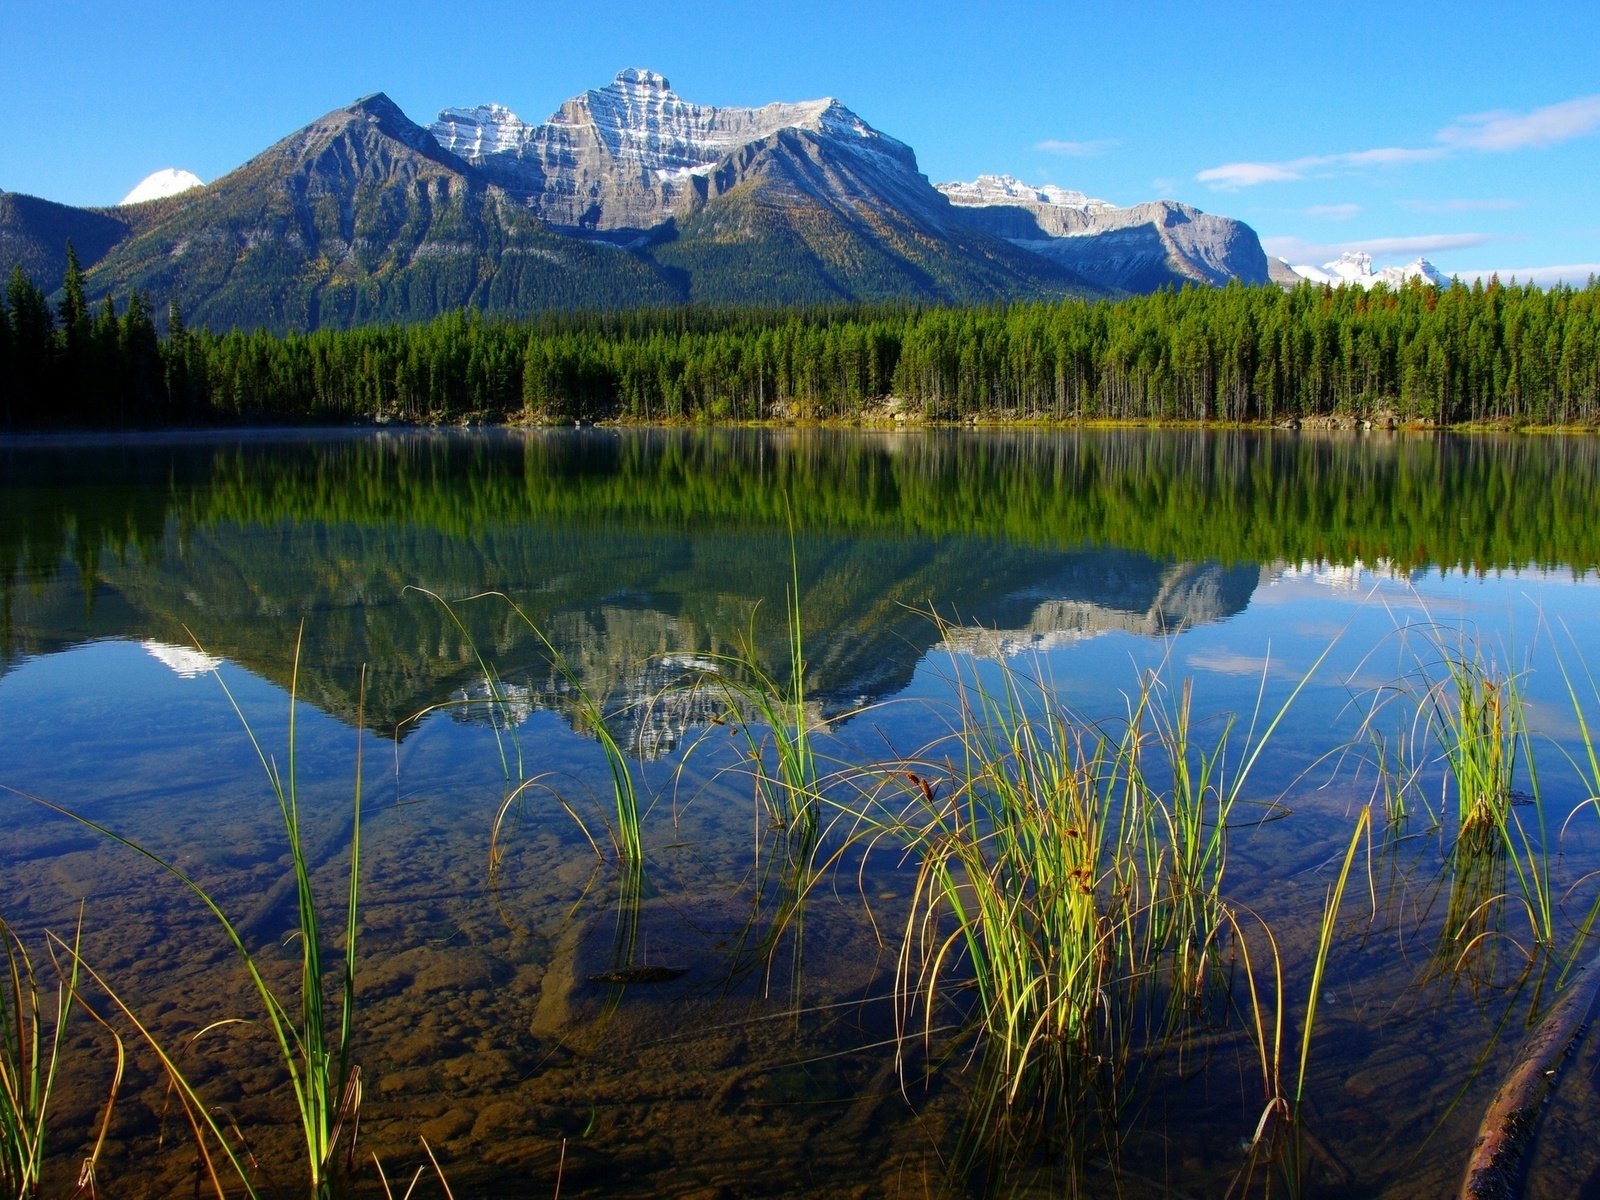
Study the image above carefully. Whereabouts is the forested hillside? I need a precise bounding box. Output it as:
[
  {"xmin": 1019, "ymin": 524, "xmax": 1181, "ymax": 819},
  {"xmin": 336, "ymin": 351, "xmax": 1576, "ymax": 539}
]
[{"xmin": 4, "ymin": 268, "xmax": 1599, "ymax": 429}]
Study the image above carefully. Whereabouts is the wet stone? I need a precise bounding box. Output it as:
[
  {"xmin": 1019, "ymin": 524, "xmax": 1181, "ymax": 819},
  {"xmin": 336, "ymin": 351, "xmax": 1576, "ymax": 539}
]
[{"xmin": 419, "ymin": 1107, "xmax": 475, "ymax": 1145}]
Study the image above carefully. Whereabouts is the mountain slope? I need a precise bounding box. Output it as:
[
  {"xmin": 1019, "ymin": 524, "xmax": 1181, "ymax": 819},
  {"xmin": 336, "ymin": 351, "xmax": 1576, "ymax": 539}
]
[
  {"xmin": 431, "ymin": 68, "xmax": 922, "ymax": 236},
  {"xmin": 652, "ymin": 126, "xmax": 1098, "ymax": 303},
  {"xmin": 3, "ymin": 73, "xmax": 1274, "ymax": 330},
  {"xmin": 434, "ymin": 70, "xmax": 1097, "ymax": 303},
  {"xmin": 0, "ymin": 191, "xmax": 131, "ymax": 293},
  {"xmin": 79, "ymin": 93, "xmax": 679, "ymax": 330},
  {"xmin": 938, "ymin": 174, "xmax": 1270, "ymax": 294}
]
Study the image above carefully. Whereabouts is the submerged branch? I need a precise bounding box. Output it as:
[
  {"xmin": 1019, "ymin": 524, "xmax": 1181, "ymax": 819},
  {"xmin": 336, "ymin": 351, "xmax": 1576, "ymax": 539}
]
[{"xmin": 1459, "ymin": 952, "xmax": 1600, "ymax": 1200}]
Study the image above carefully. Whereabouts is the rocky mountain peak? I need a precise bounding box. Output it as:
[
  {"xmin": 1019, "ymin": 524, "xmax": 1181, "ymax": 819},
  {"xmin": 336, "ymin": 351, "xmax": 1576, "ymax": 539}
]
[
  {"xmin": 339, "ymin": 92, "xmax": 457, "ymax": 160},
  {"xmin": 938, "ymin": 173, "xmax": 1114, "ymax": 212},
  {"xmin": 427, "ymin": 68, "xmax": 917, "ymax": 232},
  {"xmin": 937, "ymin": 172, "xmax": 1268, "ymax": 290}
]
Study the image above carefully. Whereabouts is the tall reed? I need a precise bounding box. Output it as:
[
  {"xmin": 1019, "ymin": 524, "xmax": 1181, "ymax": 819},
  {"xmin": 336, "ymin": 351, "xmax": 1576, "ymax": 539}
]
[
  {"xmin": 1127, "ymin": 638, "xmax": 1330, "ymax": 1001},
  {"xmin": 23, "ymin": 631, "xmax": 364, "ymax": 1198},
  {"xmin": 0, "ymin": 914, "xmax": 120, "ymax": 1199},
  {"xmin": 1429, "ymin": 647, "xmax": 1523, "ymax": 849},
  {"xmin": 410, "ymin": 588, "xmax": 644, "ymax": 863},
  {"xmin": 1419, "ymin": 636, "xmax": 1553, "ymax": 949},
  {"xmin": 888, "ymin": 643, "xmax": 1163, "ymax": 1176},
  {"xmin": 675, "ymin": 525, "xmax": 828, "ymax": 846},
  {"xmin": 888, "ymin": 627, "xmax": 1331, "ymax": 1186}
]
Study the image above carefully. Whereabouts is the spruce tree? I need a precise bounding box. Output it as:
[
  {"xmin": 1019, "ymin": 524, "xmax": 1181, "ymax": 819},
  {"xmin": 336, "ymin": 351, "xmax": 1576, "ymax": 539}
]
[{"xmin": 5, "ymin": 266, "xmax": 54, "ymax": 427}]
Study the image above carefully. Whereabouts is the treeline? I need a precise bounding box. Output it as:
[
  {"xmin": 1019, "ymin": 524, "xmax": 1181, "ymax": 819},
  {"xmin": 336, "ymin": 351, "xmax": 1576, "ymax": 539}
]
[{"xmin": 5, "ymin": 258, "xmax": 1600, "ymax": 428}]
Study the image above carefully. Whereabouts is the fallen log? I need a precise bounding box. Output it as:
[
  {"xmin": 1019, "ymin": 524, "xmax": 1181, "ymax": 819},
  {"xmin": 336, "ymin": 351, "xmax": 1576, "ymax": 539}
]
[{"xmin": 1459, "ymin": 954, "xmax": 1600, "ymax": 1200}]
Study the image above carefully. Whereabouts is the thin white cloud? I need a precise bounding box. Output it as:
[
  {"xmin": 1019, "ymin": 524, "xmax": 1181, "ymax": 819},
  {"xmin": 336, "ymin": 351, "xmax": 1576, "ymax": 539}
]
[
  {"xmin": 1437, "ymin": 95, "xmax": 1600, "ymax": 152},
  {"xmin": 1335, "ymin": 147, "xmax": 1447, "ymax": 168},
  {"xmin": 1197, "ymin": 161, "xmax": 1302, "ymax": 188},
  {"xmin": 1198, "ymin": 147, "xmax": 1443, "ymax": 189},
  {"xmin": 1355, "ymin": 233, "xmax": 1493, "ymax": 256},
  {"xmin": 1198, "ymin": 92, "xmax": 1600, "ymax": 190},
  {"xmin": 1035, "ymin": 137, "xmax": 1119, "ymax": 157},
  {"xmin": 1305, "ymin": 204, "xmax": 1361, "ymax": 221},
  {"xmin": 1399, "ymin": 197, "xmax": 1525, "ymax": 213}
]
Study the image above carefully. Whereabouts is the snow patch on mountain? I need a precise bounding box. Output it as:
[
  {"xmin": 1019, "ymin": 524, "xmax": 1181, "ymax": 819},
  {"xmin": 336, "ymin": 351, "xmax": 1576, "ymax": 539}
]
[
  {"xmin": 431, "ymin": 103, "xmax": 525, "ymax": 158},
  {"xmin": 1289, "ymin": 251, "xmax": 1449, "ymax": 289},
  {"xmin": 936, "ymin": 174, "xmax": 1114, "ymax": 213},
  {"xmin": 119, "ymin": 168, "xmax": 203, "ymax": 205},
  {"xmin": 431, "ymin": 70, "xmax": 908, "ymax": 191},
  {"xmin": 426, "ymin": 68, "xmax": 925, "ymax": 231}
]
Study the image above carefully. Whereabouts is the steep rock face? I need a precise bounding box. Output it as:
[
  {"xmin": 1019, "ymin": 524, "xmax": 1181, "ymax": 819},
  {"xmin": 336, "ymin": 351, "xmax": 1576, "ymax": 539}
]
[
  {"xmin": 431, "ymin": 68, "xmax": 921, "ymax": 234},
  {"xmin": 938, "ymin": 173, "xmax": 1271, "ymax": 292}
]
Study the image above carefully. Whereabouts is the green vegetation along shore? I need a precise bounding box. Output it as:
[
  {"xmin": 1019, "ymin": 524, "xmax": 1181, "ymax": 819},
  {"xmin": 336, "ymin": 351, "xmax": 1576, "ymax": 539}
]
[{"xmin": 4, "ymin": 263, "xmax": 1599, "ymax": 431}]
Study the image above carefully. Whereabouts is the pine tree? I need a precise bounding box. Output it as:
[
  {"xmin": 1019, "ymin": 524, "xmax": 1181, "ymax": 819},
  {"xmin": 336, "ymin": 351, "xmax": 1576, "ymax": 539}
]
[{"xmin": 5, "ymin": 266, "xmax": 55, "ymax": 427}]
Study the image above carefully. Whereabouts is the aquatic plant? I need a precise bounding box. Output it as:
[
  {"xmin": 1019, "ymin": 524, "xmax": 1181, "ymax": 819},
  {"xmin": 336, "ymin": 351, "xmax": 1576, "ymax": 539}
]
[
  {"xmin": 666, "ymin": 510, "xmax": 837, "ymax": 852},
  {"xmin": 373, "ymin": 1138, "xmax": 456, "ymax": 1200},
  {"xmin": 1430, "ymin": 647, "xmax": 1523, "ymax": 849},
  {"xmin": 19, "ymin": 633, "xmax": 364, "ymax": 1199},
  {"xmin": 409, "ymin": 587, "xmax": 644, "ymax": 864},
  {"xmin": 883, "ymin": 625, "xmax": 1336, "ymax": 1190},
  {"xmin": 1129, "ymin": 639, "xmax": 1331, "ymax": 1001},
  {"xmin": 1227, "ymin": 806, "xmax": 1372, "ymax": 1196},
  {"xmin": 892, "ymin": 661, "xmax": 1131, "ymax": 1170},
  {"xmin": 0, "ymin": 915, "xmax": 121, "ymax": 1199},
  {"xmin": 1427, "ymin": 639, "xmax": 1555, "ymax": 950}
]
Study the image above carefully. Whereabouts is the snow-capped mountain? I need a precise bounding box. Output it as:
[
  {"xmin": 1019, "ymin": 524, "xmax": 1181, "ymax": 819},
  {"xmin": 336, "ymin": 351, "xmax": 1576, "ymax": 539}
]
[
  {"xmin": 118, "ymin": 168, "xmax": 203, "ymax": 206},
  {"xmin": 937, "ymin": 174, "xmax": 1116, "ymax": 214},
  {"xmin": 3, "ymin": 69, "xmax": 1276, "ymax": 328},
  {"xmin": 1288, "ymin": 251, "xmax": 1449, "ymax": 289},
  {"xmin": 939, "ymin": 173, "xmax": 1270, "ymax": 289},
  {"xmin": 427, "ymin": 68, "xmax": 1271, "ymax": 294},
  {"xmin": 430, "ymin": 68, "xmax": 918, "ymax": 233}
]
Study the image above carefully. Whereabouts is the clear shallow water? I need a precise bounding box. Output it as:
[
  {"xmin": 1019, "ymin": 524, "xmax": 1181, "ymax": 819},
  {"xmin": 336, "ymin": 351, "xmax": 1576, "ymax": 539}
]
[{"xmin": 4, "ymin": 427, "xmax": 1600, "ymax": 1197}]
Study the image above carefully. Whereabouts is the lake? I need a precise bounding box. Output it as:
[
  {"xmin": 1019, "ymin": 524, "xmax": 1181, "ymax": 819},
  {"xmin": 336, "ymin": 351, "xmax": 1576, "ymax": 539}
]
[{"xmin": 3, "ymin": 426, "xmax": 1600, "ymax": 1198}]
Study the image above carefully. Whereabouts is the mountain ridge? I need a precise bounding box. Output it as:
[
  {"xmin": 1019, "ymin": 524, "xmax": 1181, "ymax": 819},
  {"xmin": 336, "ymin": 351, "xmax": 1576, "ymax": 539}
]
[{"xmin": 5, "ymin": 70, "xmax": 1272, "ymax": 330}]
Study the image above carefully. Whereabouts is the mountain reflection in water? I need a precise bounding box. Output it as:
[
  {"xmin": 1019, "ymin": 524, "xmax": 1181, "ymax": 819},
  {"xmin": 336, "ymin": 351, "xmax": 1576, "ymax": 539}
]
[{"xmin": 4, "ymin": 426, "xmax": 1600, "ymax": 1198}]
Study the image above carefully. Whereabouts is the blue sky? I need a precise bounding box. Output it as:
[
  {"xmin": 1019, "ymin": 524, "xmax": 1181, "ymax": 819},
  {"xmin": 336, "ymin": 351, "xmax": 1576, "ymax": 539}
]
[{"xmin": 5, "ymin": 0, "xmax": 1598, "ymax": 284}]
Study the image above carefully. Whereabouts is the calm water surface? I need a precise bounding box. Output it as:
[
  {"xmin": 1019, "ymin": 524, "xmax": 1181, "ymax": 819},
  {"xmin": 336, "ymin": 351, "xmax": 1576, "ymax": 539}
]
[{"xmin": 4, "ymin": 427, "xmax": 1600, "ymax": 1197}]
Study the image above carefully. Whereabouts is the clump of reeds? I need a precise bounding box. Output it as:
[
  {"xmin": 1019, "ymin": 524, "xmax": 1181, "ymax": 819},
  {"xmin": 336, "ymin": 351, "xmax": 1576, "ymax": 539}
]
[
  {"xmin": 896, "ymin": 682, "xmax": 1122, "ymax": 1115},
  {"xmin": 885, "ymin": 628, "xmax": 1330, "ymax": 1182},
  {"xmin": 409, "ymin": 587, "xmax": 644, "ymax": 864},
  {"xmin": 0, "ymin": 914, "xmax": 121, "ymax": 1198},
  {"xmin": 1430, "ymin": 647, "xmax": 1524, "ymax": 850},
  {"xmin": 28, "ymin": 631, "xmax": 364, "ymax": 1198},
  {"xmin": 1414, "ymin": 634, "xmax": 1552, "ymax": 950}
]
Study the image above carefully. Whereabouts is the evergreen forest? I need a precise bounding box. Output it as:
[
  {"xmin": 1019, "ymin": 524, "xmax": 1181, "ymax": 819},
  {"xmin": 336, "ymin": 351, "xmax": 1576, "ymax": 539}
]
[{"xmin": 5, "ymin": 255, "xmax": 1600, "ymax": 429}]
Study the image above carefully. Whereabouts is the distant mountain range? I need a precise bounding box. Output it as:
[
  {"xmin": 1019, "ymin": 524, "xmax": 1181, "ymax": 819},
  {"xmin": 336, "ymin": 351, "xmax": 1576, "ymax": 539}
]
[
  {"xmin": 1277, "ymin": 250, "xmax": 1451, "ymax": 290},
  {"xmin": 1, "ymin": 69, "xmax": 1272, "ymax": 332}
]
